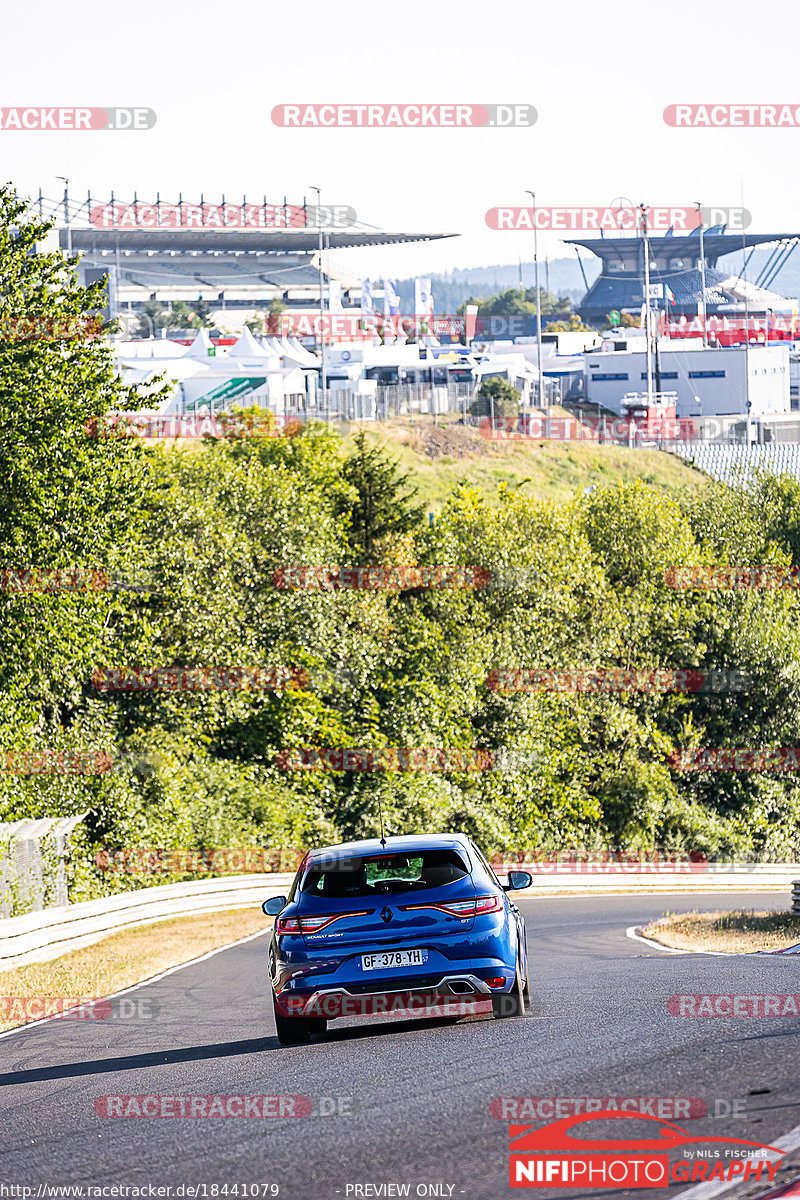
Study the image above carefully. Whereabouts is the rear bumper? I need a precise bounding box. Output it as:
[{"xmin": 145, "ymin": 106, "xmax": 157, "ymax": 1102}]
[{"xmin": 273, "ymin": 972, "xmax": 509, "ymax": 1018}]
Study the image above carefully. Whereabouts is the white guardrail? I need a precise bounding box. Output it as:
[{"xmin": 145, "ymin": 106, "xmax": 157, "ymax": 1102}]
[
  {"xmin": 0, "ymin": 865, "xmax": 798, "ymax": 971},
  {"xmin": 0, "ymin": 873, "xmax": 294, "ymax": 970}
]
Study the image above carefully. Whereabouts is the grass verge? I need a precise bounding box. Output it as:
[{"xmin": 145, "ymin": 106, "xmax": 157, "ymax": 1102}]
[
  {"xmin": 0, "ymin": 906, "xmax": 268, "ymax": 1031},
  {"xmin": 640, "ymin": 908, "xmax": 800, "ymax": 953},
  {"xmin": 345, "ymin": 418, "xmax": 707, "ymax": 509}
]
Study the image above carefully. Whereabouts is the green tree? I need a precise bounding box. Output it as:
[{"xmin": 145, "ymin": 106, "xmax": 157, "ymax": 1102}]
[
  {"xmin": 136, "ymin": 299, "xmax": 165, "ymax": 338},
  {"xmin": 265, "ymin": 299, "xmax": 287, "ymax": 335},
  {"xmin": 245, "ymin": 312, "xmax": 266, "ymax": 336},
  {"xmin": 545, "ymin": 313, "xmax": 593, "ymax": 333},
  {"xmin": 0, "ymin": 184, "xmax": 157, "ymax": 826},
  {"xmin": 335, "ymin": 432, "xmax": 424, "ymax": 561},
  {"xmin": 163, "ymin": 302, "xmax": 194, "ymax": 330},
  {"xmin": 458, "ymin": 287, "xmax": 571, "ymax": 318},
  {"xmin": 189, "ymin": 297, "xmax": 213, "ymax": 329},
  {"xmin": 470, "ymin": 376, "xmax": 521, "ymax": 421}
]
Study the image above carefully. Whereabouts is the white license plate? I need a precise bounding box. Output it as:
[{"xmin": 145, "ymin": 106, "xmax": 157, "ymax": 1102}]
[{"xmin": 361, "ymin": 949, "xmax": 428, "ymax": 971}]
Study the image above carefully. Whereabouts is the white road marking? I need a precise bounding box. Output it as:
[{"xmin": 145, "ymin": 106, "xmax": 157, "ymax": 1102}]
[
  {"xmin": 625, "ymin": 925, "xmax": 730, "ymax": 955},
  {"xmin": 677, "ymin": 1123, "xmax": 800, "ymax": 1198}
]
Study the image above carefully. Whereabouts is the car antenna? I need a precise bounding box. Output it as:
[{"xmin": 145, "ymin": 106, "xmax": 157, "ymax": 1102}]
[{"xmin": 377, "ymin": 792, "xmax": 387, "ymax": 848}]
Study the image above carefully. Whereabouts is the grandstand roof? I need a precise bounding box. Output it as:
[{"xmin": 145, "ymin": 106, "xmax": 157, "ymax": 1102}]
[
  {"xmin": 566, "ymin": 231, "xmax": 800, "ymax": 266},
  {"xmin": 61, "ymin": 229, "xmax": 457, "ymax": 253}
]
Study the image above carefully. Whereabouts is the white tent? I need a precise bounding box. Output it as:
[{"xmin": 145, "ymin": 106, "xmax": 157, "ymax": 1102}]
[
  {"xmin": 286, "ymin": 337, "xmax": 321, "ymax": 367},
  {"xmin": 183, "ymin": 328, "xmax": 218, "ymax": 360},
  {"xmin": 261, "ymin": 336, "xmax": 319, "ymax": 368},
  {"xmin": 229, "ymin": 325, "xmax": 274, "ymax": 358},
  {"xmin": 113, "ymin": 338, "xmax": 188, "ymax": 360}
]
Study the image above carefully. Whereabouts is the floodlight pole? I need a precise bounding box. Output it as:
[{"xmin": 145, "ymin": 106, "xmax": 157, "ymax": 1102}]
[
  {"xmin": 695, "ymin": 202, "xmax": 708, "ymax": 347},
  {"xmin": 310, "ymin": 186, "xmax": 327, "ymax": 420},
  {"xmin": 525, "ymin": 190, "xmax": 545, "ymax": 412},
  {"xmin": 56, "ymin": 176, "xmax": 71, "ymax": 256}
]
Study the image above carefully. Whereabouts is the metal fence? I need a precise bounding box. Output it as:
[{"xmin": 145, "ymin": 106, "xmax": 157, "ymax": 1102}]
[
  {"xmin": 272, "ymin": 379, "xmax": 565, "ymax": 425},
  {"xmin": 0, "ymin": 816, "xmax": 85, "ymax": 918}
]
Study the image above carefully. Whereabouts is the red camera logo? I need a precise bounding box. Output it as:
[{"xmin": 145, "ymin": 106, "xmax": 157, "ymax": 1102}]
[{"xmin": 508, "ymin": 1111, "xmax": 784, "ymax": 1189}]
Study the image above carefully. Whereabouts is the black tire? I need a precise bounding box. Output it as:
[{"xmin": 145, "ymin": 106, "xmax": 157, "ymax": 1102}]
[
  {"xmin": 492, "ymin": 963, "xmax": 526, "ymax": 1019},
  {"xmin": 273, "ymin": 993, "xmax": 311, "ymax": 1045},
  {"xmin": 307, "ymin": 1016, "xmax": 328, "ymax": 1038}
]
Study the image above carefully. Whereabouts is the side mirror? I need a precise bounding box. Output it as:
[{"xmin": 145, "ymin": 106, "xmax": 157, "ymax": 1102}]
[
  {"xmin": 505, "ymin": 871, "xmax": 533, "ymax": 891},
  {"xmin": 262, "ymin": 896, "xmax": 287, "ymax": 916}
]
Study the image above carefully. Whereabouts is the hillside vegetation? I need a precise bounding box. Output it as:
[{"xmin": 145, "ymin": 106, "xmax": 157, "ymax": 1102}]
[{"xmin": 2, "ymin": 185, "xmax": 800, "ymax": 915}]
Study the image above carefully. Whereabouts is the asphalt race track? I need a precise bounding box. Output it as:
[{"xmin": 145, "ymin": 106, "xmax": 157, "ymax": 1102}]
[{"xmin": 1, "ymin": 893, "xmax": 798, "ymax": 1200}]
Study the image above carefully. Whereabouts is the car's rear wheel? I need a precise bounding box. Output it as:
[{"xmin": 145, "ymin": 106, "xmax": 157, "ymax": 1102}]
[
  {"xmin": 492, "ymin": 962, "xmax": 526, "ymax": 1019},
  {"xmin": 272, "ymin": 992, "xmax": 311, "ymax": 1045},
  {"xmin": 307, "ymin": 1016, "xmax": 328, "ymax": 1038}
]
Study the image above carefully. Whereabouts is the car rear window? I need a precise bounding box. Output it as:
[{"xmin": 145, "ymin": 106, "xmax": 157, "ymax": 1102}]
[{"xmin": 300, "ymin": 848, "xmax": 470, "ymax": 898}]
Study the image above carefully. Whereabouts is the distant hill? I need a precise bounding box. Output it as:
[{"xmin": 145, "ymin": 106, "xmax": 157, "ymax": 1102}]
[{"xmin": 394, "ymin": 258, "xmax": 600, "ymax": 314}]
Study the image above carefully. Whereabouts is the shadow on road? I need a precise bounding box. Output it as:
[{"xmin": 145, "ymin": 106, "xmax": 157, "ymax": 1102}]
[
  {"xmin": 0, "ymin": 1036, "xmax": 281, "ymax": 1087},
  {"xmin": 0, "ymin": 1007, "xmax": 551, "ymax": 1087}
]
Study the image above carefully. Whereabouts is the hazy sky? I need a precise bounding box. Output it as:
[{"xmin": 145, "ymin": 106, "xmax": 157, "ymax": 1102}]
[{"xmin": 4, "ymin": 0, "xmax": 798, "ymax": 284}]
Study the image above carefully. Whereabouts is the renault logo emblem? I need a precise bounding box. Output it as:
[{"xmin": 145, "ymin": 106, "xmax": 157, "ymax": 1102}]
[{"xmin": 381, "ymin": 906, "xmax": 393, "ymax": 923}]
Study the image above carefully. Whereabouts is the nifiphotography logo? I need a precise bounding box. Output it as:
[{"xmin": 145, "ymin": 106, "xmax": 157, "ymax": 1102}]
[{"xmin": 507, "ymin": 1111, "xmax": 784, "ymax": 1189}]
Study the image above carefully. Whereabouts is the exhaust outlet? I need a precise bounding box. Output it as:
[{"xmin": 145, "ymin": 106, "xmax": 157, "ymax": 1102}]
[{"xmin": 447, "ymin": 980, "xmax": 475, "ymax": 995}]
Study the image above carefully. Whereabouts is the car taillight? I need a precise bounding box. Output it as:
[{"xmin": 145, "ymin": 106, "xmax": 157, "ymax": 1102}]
[
  {"xmin": 277, "ymin": 911, "xmax": 372, "ymax": 935},
  {"xmin": 399, "ymin": 896, "xmax": 501, "ymax": 917}
]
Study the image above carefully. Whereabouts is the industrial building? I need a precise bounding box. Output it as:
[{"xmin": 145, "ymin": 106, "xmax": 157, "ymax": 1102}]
[{"xmin": 584, "ymin": 339, "xmax": 790, "ymax": 418}]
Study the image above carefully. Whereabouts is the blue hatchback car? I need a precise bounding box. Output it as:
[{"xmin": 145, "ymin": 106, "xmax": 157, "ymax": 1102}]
[{"xmin": 262, "ymin": 833, "xmax": 533, "ymax": 1044}]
